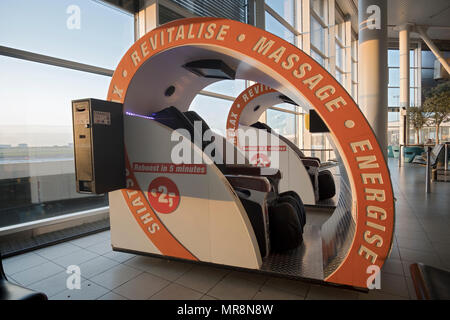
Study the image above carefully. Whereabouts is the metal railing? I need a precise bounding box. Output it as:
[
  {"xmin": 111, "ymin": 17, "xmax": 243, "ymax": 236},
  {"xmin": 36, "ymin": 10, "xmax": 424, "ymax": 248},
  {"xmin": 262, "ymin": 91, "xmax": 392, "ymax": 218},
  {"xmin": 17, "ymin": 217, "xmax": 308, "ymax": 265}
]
[
  {"xmin": 425, "ymin": 146, "xmax": 432, "ymax": 194},
  {"xmin": 445, "ymin": 143, "xmax": 449, "ymax": 172}
]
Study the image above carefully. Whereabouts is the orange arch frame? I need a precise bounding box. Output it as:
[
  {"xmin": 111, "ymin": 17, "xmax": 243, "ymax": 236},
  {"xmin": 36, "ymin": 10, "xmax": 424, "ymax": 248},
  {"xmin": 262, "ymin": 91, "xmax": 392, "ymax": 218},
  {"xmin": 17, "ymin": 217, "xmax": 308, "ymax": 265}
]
[
  {"xmin": 226, "ymin": 84, "xmax": 277, "ymax": 145},
  {"xmin": 107, "ymin": 17, "xmax": 394, "ymax": 288}
]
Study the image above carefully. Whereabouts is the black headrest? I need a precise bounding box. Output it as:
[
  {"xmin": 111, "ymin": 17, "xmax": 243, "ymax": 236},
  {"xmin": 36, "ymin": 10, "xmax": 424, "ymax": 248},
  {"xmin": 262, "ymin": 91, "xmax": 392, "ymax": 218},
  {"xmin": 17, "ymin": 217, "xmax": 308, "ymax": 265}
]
[
  {"xmin": 152, "ymin": 106, "xmax": 190, "ymax": 130},
  {"xmin": 251, "ymin": 121, "xmax": 272, "ymax": 133},
  {"xmin": 152, "ymin": 106, "xmax": 198, "ymax": 148},
  {"xmin": 184, "ymin": 111, "xmax": 211, "ymax": 140}
]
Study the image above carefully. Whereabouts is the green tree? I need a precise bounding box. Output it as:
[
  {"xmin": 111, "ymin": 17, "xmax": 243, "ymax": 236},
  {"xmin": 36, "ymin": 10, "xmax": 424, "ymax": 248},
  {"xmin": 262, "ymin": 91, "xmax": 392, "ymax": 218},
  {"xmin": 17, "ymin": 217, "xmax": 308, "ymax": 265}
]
[
  {"xmin": 423, "ymin": 81, "xmax": 450, "ymax": 144},
  {"xmin": 408, "ymin": 106, "xmax": 428, "ymax": 144}
]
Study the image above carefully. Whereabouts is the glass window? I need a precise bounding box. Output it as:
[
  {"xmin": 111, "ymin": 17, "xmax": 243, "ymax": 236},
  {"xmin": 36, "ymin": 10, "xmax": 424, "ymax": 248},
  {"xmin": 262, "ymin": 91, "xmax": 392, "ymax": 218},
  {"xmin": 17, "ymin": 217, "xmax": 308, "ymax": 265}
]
[
  {"xmin": 388, "ymin": 87, "xmax": 400, "ymax": 107},
  {"xmin": 0, "ymin": 56, "xmax": 110, "ymax": 146},
  {"xmin": 352, "ymin": 61, "xmax": 358, "ymax": 82},
  {"xmin": 351, "ymin": 40, "xmax": 358, "ymax": 60},
  {"xmin": 311, "ymin": 16, "xmax": 325, "ymax": 53},
  {"xmin": 410, "ymin": 87, "xmax": 416, "ymax": 104},
  {"xmin": 335, "ymin": 69, "xmax": 343, "ymax": 84},
  {"xmin": 189, "ymin": 94, "xmax": 233, "ymax": 134},
  {"xmin": 265, "ymin": 11, "xmax": 295, "ymax": 44},
  {"xmin": 311, "ymin": 133, "xmax": 326, "ymax": 151},
  {"xmin": 336, "ymin": 43, "xmax": 344, "ymax": 70},
  {"xmin": 0, "ymin": 1, "xmax": 134, "ymax": 230},
  {"xmin": 311, "ymin": 49, "xmax": 325, "ymax": 66},
  {"xmin": 388, "ymin": 49, "xmax": 415, "ymax": 69},
  {"xmin": 421, "ymin": 68, "xmax": 434, "ymax": 80},
  {"xmin": 422, "ymin": 50, "xmax": 436, "ymax": 68},
  {"xmin": 389, "ymin": 68, "xmax": 399, "ymax": 87},
  {"xmin": 0, "ymin": 56, "xmax": 110, "ymax": 227},
  {"xmin": 275, "ymin": 103, "xmax": 298, "ymax": 112},
  {"xmin": 0, "ymin": 0, "xmax": 134, "ymax": 70},
  {"xmin": 387, "ymin": 115, "xmax": 399, "ymax": 145},
  {"xmin": 441, "ymin": 126, "xmax": 449, "ymax": 143},
  {"xmin": 388, "ymin": 50, "xmax": 399, "ymax": 67},
  {"xmin": 336, "ymin": 22, "xmax": 345, "ymax": 43},
  {"xmin": 266, "ymin": 0, "xmax": 295, "ymax": 26},
  {"xmin": 410, "ymin": 50, "xmax": 415, "ymax": 68},
  {"xmin": 388, "ymin": 112, "xmax": 399, "ymax": 123},
  {"xmin": 352, "ymin": 83, "xmax": 358, "ymax": 100},
  {"xmin": 202, "ymin": 80, "xmax": 246, "ymax": 97},
  {"xmin": 311, "ymin": 0, "xmax": 327, "ymax": 22},
  {"xmin": 266, "ymin": 109, "xmax": 296, "ymax": 144},
  {"xmin": 410, "ymin": 68, "xmax": 415, "ymax": 87}
]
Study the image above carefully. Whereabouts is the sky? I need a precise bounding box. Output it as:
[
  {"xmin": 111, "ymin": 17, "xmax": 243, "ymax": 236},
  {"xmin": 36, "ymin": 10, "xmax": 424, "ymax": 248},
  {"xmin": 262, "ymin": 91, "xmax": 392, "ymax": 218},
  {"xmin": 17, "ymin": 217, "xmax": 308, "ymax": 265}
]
[{"xmin": 0, "ymin": 0, "xmax": 134, "ymax": 146}]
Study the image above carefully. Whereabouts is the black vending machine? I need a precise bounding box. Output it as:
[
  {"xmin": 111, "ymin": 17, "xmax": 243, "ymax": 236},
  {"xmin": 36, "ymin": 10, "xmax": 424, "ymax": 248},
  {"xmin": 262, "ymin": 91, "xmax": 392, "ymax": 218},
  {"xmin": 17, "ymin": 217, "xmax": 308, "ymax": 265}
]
[{"xmin": 72, "ymin": 98, "xmax": 126, "ymax": 194}]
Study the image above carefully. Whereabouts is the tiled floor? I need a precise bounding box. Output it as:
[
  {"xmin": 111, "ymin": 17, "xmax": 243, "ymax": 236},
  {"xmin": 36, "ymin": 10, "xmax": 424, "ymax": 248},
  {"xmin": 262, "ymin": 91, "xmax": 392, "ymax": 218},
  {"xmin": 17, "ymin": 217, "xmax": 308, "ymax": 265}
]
[{"xmin": 3, "ymin": 159, "xmax": 449, "ymax": 300}]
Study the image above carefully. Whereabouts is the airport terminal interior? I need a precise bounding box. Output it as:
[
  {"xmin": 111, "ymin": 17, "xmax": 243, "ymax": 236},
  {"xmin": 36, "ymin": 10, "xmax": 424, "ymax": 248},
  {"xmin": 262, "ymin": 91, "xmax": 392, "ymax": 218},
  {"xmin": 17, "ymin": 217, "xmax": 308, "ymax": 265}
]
[{"xmin": 0, "ymin": 0, "xmax": 449, "ymax": 301}]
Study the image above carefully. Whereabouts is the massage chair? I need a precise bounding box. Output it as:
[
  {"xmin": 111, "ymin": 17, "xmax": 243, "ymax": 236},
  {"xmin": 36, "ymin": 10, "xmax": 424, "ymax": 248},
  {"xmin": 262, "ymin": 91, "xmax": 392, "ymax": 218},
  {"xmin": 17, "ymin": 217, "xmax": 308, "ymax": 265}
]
[
  {"xmin": 151, "ymin": 106, "xmax": 307, "ymax": 255},
  {"xmin": 251, "ymin": 121, "xmax": 336, "ymax": 202}
]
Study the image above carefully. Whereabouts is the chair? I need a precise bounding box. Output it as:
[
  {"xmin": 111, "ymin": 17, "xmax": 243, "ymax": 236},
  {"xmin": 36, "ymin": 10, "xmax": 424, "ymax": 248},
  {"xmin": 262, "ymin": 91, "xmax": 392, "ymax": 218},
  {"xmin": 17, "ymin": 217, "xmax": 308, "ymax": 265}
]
[
  {"xmin": 387, "ymin": 145, "xmax": 394, "ymax": 158},
  {"xmin": 0, "ymin": 252, "xmax": 48, "ymax": 300},
  {"xmin": 412, "ymin": 144, "xmax": 445, "ymax": 167},
  {"xmin": 403, "ymin": 146, "xmax": 424, "ymax": 163},
  {"xmin": 392, "ymin": 146, "xmax": 400, "ymax": 158},
  {"xmin": 151, "ymin": 107, "xmax": 306, "ymax": 254}
]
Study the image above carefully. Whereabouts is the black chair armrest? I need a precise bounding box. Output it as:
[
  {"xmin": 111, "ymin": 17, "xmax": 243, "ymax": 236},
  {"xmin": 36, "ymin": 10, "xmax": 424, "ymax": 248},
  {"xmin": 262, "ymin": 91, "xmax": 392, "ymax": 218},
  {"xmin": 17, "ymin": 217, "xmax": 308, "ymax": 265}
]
[
  {"xmin": 226, "ymin": 175, "xmax": 271, "ymax": 193},
  {"xmin": 301, "ymin": 159, "xmax": 320, "ymax": 168},
  {"xmin": 303, "ymin": 156, "xmax": 321, "ymax": 163}
]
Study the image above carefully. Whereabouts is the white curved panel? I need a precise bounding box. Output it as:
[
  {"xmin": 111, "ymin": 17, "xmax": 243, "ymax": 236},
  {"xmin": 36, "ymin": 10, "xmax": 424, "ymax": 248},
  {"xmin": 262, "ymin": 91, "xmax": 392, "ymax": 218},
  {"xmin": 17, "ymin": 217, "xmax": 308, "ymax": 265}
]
[{"xmin": 111, "ymin": 115, "xmax": 261, "ymax": 269}]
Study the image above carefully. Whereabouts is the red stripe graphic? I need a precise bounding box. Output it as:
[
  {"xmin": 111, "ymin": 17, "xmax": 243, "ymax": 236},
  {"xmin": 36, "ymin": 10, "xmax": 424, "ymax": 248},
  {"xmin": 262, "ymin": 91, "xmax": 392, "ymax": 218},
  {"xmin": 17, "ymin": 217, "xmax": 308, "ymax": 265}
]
[{"xmin": 121, "ymin": 155, "xmax": 198, "ymax": 261}]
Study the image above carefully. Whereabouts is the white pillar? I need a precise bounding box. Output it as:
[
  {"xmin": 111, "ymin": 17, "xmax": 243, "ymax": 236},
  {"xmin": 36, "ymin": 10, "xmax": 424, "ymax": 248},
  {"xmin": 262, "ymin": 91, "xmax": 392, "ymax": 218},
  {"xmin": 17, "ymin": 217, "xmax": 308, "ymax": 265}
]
[
  {"xmin": 344, "ymin": 15, "xmax": 353, "ymax": 93},
  {"xmin": 358, "ymin": 0, "xmax": 388, "ymax": 159},
  {"xmin": 416, "ymin": 43, "xmax": 422, "ymax": 106},
  {"xmin": 399, "ymin": 24, "xmax": 411, "ymax": 146},
  {"xmin": 301, "ymin": 0, "xmax": 311, "ymax": 152},
  {"xmin": 328, "ymin": 0, "xmax": 336, "ymax": 74},
  {"xmin": 300, "ymin": 0, "xmax": 311, "ymax": 54}
]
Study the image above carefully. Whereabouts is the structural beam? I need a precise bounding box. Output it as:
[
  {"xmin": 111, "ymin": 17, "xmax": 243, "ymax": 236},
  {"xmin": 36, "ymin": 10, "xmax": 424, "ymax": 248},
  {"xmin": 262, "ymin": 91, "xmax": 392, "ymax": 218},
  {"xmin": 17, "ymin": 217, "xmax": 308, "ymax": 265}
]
[
  {"xmin": 415, "ymin": 25, "xmax": 450, "ymax": 75},
  {"xmin": 0, "ymin": 45, "xmax": 113, "ymax": 77}
]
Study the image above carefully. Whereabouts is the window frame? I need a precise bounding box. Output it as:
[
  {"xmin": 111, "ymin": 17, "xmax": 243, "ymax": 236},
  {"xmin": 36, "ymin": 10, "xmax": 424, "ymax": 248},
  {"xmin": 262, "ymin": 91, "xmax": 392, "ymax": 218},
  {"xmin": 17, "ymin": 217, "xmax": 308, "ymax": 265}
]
[{"xmin": 0, "ymin": 0, "xmax": 135, "ymax": 231}]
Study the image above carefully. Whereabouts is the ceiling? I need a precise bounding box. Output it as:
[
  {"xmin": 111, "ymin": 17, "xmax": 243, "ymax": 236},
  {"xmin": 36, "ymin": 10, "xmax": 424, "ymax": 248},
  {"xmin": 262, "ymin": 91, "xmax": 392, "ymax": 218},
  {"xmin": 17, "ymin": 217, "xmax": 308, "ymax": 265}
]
[
  {"xmin": 105, "ymin": 0, "xmax": 450, "ymax": 49},
  {"xmin": 345, "ymin": 0, "xmax": 450, "ymax": 50},
  {"xmin": 387, "ymin": 0, "xmax": 450, "ymax": 28},
  {"xmin": 387, "ymin": 0, "xmax": 450, "ymax": 41}
]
